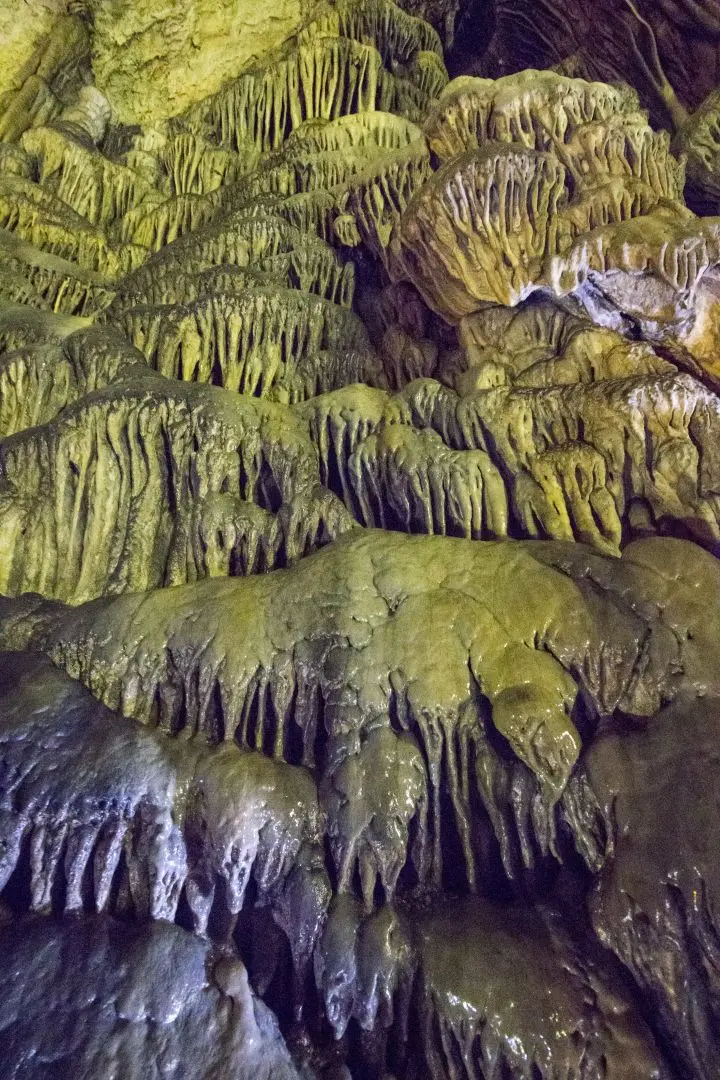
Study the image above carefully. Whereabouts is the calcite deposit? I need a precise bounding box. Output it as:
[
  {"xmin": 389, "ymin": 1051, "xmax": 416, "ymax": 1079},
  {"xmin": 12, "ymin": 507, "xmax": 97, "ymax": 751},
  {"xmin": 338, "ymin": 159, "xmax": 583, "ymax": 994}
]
[{"xmin": 3, "ymin": 0, "xmax": 720, "ymax": 1078}]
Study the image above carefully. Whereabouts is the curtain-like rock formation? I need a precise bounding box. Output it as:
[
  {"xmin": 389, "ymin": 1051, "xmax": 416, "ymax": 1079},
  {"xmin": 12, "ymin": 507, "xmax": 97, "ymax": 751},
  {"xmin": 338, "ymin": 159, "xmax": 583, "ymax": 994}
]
[{"xmin": 4, "ymin": 1, "xmax": 720, "ymax": 1077}]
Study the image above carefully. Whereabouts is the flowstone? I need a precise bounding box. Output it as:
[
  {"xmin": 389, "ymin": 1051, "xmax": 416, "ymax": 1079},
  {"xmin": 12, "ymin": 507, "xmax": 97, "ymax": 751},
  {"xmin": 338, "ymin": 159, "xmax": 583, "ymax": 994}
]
[
  {"xmin": 4, "ymin": 1, "xmax": 720, "ymax": 1078},
  {"xmin": 0, "ymin": 911, "xmax": 303, "ymax": 1080}
]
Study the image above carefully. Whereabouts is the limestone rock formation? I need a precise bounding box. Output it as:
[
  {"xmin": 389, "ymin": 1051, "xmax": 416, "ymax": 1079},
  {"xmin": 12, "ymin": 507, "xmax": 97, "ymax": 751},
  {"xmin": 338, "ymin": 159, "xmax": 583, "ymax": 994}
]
[
  {"xmin": 412, "ymin": 899, "xmax": 669, "ymax": 1080},
  {"xmin": 4, "ymin": 1, "xmax": 720, "ymax": 1078},
  {"xmin": 394, "ymin": 69, "xmax": 705, "ymax": 332},
  {"xmin": 475, "ymin": 0, "xmax": 720, "ymax": 130},
  {"xmin": 0, "ymin": 8, "xmax": 90, "ymax": 143},
  {"xmin": 0, "ymin": 912, "xmax": 303, "ymax": 1080},
  {"xmin": 303, "ymin": 360, "xmax": 720, "ymax": 552},
  {"xmin": 88, "ymin": 0, "xmax": 307, "ymax": 126},
  {"xmin": 2, "ymin": 530, "xmax": 719, "ymax": 895},
  {"xmin": 0, "ymin": 369, "xmax": 358, "ymax": 600},
  {"xmin": 0, "ymin": 651, "xmax": 327, "ymax": 936}
]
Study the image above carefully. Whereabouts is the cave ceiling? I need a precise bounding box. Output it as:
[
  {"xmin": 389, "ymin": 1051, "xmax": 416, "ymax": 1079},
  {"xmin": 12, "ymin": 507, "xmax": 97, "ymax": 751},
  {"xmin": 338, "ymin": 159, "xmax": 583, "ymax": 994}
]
[{"xmin": 2, "ymin": 1, "xmax": 720, "ymax": 1078}]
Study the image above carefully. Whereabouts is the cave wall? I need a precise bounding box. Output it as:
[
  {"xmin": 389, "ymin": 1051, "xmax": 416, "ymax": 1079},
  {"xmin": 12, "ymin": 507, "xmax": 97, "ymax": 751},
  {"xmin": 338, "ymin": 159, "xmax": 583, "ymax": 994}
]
[
  {"xmin": 88, "ymin": 0, "xmax": 312, "ymax": 125},
  {"xmin": 3, "ymin": 2, "xmax": 720, "ymax": 1079},
  {"xmin": 0, "ymin": 0, "xmax": 71, "ymax": 99}
]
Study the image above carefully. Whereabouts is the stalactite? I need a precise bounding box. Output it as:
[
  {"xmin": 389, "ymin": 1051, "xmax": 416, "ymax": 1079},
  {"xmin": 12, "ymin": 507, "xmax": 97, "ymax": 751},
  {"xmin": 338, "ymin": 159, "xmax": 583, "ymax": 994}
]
[
  {"xmin": 113, "ymin": 289, "xmax": 372, "ymax": 398},
  {"xmin": 0, "ymin": 376, "xmax": 335, "ymax": 601},
  {"xmin": 4, "ymin": 3, "xmax": 720, "ymax": 1075},
  {"xmin": 21, "ymin": 125, "xmax": 164, "ymax": 230},
  {"xmin": 185, "ymin": 37, "xmax": 434, "ymax": 154}
]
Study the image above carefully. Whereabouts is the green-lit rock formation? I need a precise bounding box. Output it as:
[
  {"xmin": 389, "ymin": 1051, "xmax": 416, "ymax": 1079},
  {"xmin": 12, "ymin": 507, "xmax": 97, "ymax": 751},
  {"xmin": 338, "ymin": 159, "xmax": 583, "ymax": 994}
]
[{"xmin": 3, "ymin": 1, "xmax": 720, "ymax": 1078}]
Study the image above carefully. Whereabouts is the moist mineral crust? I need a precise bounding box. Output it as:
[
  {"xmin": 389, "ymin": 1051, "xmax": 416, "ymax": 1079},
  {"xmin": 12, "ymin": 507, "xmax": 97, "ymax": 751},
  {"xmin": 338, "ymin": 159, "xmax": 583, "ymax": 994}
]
[{"xmin": 3, "ymin": 1, "xmax": 720, "ymax": 1078}]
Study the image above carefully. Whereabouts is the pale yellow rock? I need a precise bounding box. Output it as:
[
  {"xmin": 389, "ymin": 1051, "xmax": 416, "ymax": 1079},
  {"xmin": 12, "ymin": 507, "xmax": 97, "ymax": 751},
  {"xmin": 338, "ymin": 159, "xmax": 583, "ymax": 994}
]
[
  {"xmin": 0, "ymin": 0, "xmax": 68, "ymax": 98},
  {"xmin": 88, "ymin": 0, "xmax": 311, "ymax": 125}
]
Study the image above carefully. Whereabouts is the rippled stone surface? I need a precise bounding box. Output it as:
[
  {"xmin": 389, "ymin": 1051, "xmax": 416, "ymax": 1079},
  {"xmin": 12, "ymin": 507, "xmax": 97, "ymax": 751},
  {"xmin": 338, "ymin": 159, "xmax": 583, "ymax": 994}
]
[{"xmin": 3, "ymin": 1, "xmax": 720, "ymax": 1077}]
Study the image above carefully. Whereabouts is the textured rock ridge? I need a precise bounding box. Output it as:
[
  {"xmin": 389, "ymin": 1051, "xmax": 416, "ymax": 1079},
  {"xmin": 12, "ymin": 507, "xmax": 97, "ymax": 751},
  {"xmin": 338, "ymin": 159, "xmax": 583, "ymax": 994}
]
[{"xmin": 1, "ymin": 530, "xmax": 719, "ymax": 907}]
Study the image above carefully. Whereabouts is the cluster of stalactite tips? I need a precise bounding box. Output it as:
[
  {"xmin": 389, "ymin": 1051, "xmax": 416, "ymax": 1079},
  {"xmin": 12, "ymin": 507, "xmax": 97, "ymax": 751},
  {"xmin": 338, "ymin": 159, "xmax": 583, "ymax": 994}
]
[{"xmin": 5, "ymin": 1, "xmax": 720, "ymax": 1078}]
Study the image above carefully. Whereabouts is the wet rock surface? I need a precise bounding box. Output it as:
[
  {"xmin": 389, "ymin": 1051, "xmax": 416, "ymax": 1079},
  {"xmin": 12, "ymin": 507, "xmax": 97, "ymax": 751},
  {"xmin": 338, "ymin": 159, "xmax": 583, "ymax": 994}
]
[
  {"xmin": 574, "ymin": 693, "xmax": 720, "ymax": 1080},
  {"xmin": 0, "ymin": 912, "xmax": 303, "ymax": 1080},
  {"xmin": 3, "ymin": 0, "xmax": 720, "ymax": 1077}
]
